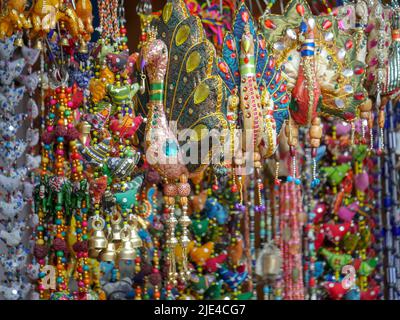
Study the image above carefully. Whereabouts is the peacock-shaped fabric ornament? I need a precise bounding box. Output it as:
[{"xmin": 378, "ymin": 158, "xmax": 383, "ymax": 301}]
[
  {"xmin": 259, "ymin": 0, "xmax": 367, "ymax": 186},
  {"xmin": 136, "ymin": 0, "xmax": 229, "ymax": 289},
  {"xmin": 217, "ymin": 2, "xmax": 290, "ymax": 163}
]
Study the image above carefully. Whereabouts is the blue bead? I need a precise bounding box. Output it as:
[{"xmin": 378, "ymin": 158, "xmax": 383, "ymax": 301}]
[
  {"xmin": 83, "ymin": 265, "xmax": 89, "ymax": 271},
  {"xmin": 287, "ymin": 176, "xmax": 294, "ymax": 182},
  {"xmin": 39, "ymin": 272, "xmax": 46, "ymax": 278},
  {"xmin": 295, "ymin": 178, "xmax": 301, "ymax": 185},
  {"xmin": 57, "ymin": 276, "xmax": 63, "ymax": 283},
  {"xmin": 300, "ymin": 21, "xmax": 308, "ymax": 33},
  {"xmin": 57, "ymin": 136, "xmax": 64, "ymax": 143}
]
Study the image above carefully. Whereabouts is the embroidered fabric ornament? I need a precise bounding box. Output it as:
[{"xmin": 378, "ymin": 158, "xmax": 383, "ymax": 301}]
[
  {"xmin": 0, "ymin": 113, "xmax": 26, "ymax": 139},
  {"xmin": 0, "ymin": 139, "xmax": 27, "ymax": 165},
  {"xmin": 79, "ymin": 137, "xmax": 112, "ymax": 167},
  {"xmin": 0, "ymin": 86, "xmax": 25, "ymax": 114},
  {"xmin": 17, "ymin": 72, "xmax": 40, "ymax": 94},
  {"xmin": 319, "ymin": 248, "xmax": 353, "ymax": 271},
  {"xmin": 27, "ymin": 98, "xmax": 39, "ymax": 119},
  {"xmin": 0, "ymin": 192, "xmax": 25, "ymax": 220},
  {"xmin": 218, "ymin": 2, "xmax": 289, "ymax": 157},
  {"xmin": 0, "ymin": 58, "xmax": 25, "ymax": 85},
  {"xmin": 191, "ymin": 218, "xmax": 209, "ymax": 237},
  {"xmin": 218, "ymin": 267, "xmax": 248, "ymax": 290},
  {"xmin": 189, "ymin": 242, "xmax": 214, "ymax": 266},
  {"xmin": 0, "ymin": 167, "xmax": 27, "ymax": 193},
  {"xmin": 324, "ymin": 281, "xmax": 349, "ymax": 300},
  {"xmin": 204, "ymin": 197, "xmax": 228, "ymax": 225},
  {"xmin": 21, "ymin": 46, "xmax": 40, "ymax": 66},
  {"xmin": 0, "ymin": 226, "xmax": 23, "ymax": 246},
  {"xmin": 320, "ymin": 163, "xmax": 351, "ymax": 186},
  {"xmin": 26, "ymin": 154, "xmax": 41, "ymax": 169},
  {"xmin": 0, "ymin": 35, "xmax": 17, "ymax": 61},
  {"xmin": 107, "ymin": 154, "xmax": 140, "ymax": 180},
  {"xmin": 204, "ymin": 253, "xmax": 228, "ymax": 273}
]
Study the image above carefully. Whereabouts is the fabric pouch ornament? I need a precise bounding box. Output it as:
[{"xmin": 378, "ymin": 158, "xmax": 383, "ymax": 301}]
[
  {"xmin": 79, "ymin": 137, "xmax": 112, "ymax": 167},
  {"xmin": 218, "ymin": 267, "xmax": 248, "ymax": 290},
  {"xmin": 0, "ymin": 222, "xmax": 24, "ymax": 246},
  {"xmin": 189, "ymin": 241, "xmax": 214, "ymax": 266},
  {"xmin": 0, "ymin": 85, "xmax": 25, "ymax": 114},
  {"xmin": 321, "ymin": 164, "xmax": 351, "ymax": 186},
  {"xmin": 107, "ymin": 83, "xmax": 139, "ymax": 105},
  {"xmin": 26, "ymin": 128, "xmax": 39, "ymax": 147},
  {"xmin": 0, "ymin": 191, "xmax": 25, "ymax": 220},
  {"xmin": 191, "ymin": 218, "xmax": 209, "ymax": 237},
  {"xmin": 26, "ymin": 154, "xmax": 41, "ymax": 169},
  {"xmin": 0, "ymin": 58, "xmax": 25, "ymax": 85},
  {"xmin": 21, "ymin": 46, "xmax": 40, "ymax": 66},
  {"xmin": 0, "ymin": 139, "xmax": 27, "ymax": 165},
  {"xmin": 323, "ymin": 222, "xmax": 351, "ymax": 242},
  {"xmin": 338, "ymin": 202, "xmax": 359, "ymax": 221},
  {"xmin": 324, "ymin": 281, "xmax": 349, "ymax": 300},
  {"xmin": 27, "ymin": 98, "xmax": 39, "ymax": 119},
  {"xmin": 204, "ymin": 253, "xmax": 228, "ymax": 273},
  {"xmin": 0, "ymin": 167, "xmax": 27, "ymax": 193},
  {"xmin": 0, "ymin": 35, "xmax": 17, "ymax": 61},
  {"xmin": 342, "ymin": 233, "xmax": 360, "ymax": 252},
  {"xmin": 204, "ymin": 197, "xmax": 228, "ymax": 225},
  {"xmin": 354, "ymin": 172, "xmax": 369, "ymax": 192},
  {"xmin": 320, "ymin": 248, "xmax": 353, "ymax": 272},
  {"xmin": 114, "ymin": 176, "xmax": 144, "ymax": 210},
  {"xmin": 0, "ymin": 113, "xmax": 26, "ymax": 139},
  {"xmin": 17, "ymin": 72, "xmax": 40, "ymax": 94},
  {"xmin": 107, "ymin": 153, "xmax": 140, "ymax": 180}
]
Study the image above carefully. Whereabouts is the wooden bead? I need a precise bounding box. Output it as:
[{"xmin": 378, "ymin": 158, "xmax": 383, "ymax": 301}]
[
  {"xmin": 378, "ymin": 110, "xmax": 385, "ymax": 128},
  {"xmin": 359, "ymin": 98, "xmax": 372, "ymax": 112},
  {"xmin": 310, "ymin": 138, "xmax": 321, "ymax": 148},
  {"xmin": 360, "ymin": 111, "xmax": 371, "ymax": 120},
  {"xmin": 311, "ymin": 117, "xmax": 321, "ymax": 126},
  {"xmin": 309, "ymin": 125, "xmax": 322, "ymax": 139}
]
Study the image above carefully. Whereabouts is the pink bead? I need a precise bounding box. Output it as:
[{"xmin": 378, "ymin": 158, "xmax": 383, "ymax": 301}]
[
  {"xmin": 82, "ymin": 221, "xmax": 88, "ymax": 227},
  {"xmin": 39, "ymin": 259, "xmax": 45, "ymax": 265},
  {"xmin": 67, "ymin": 101, "xmax": 73, "ymax": 107},
  {"xmin": 38, "ymin": 285, "xmax": 45, "ymax": 290},
  {"xmin": 56, "ymin": 149, "xmax": 64, "ymax": 155},
  {"xmin": 47, "ymin": 126, "xmax": 54, "ymax": 132},
  {"xmin": 51, "ymin": 99, "xmax": 57, "ymax": 105},
  {"xmin": 67, "ymin": 123, "xmax": 73, "ymax": 129},
  {"xmin": 78, "ymin": 281, "xmax": 85, "ymax": 287},
  {"xmin": 71, "ymin": 167, "xmax": 77, "ymax": 173}
]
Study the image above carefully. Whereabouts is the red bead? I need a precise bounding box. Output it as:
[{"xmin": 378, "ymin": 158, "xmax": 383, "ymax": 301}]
[
  {"xmin": 212, "ymin": 184, "xmax": 219, "ymax": 191},
  {"xmin": 264, "ymin": 19, "xmax": 276, "ymax": 29},
  {"xmin": 244, "ymin": 56, "xmax": 249, "ymax": 64},
  {"xmin": 296, "ymin": 4, "xmax": 305, "ymax": 16},
  {"xmin": 231, "ymin": 185, "xmax": 238, "ymax": 193},
  {"xmin": 322, "ymin": 20, "xmax": 332, "ymax": 30}
]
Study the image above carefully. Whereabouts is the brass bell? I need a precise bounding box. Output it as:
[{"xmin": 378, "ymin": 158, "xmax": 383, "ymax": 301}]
[
  {"xmin": 60, "ymin": 37, "xmax": 70, "ymax": 47},
  {"xmin": 78, "ymin": 39, "xmax": 88, "ymax": 54},
  {"xmin": 118, "ymin": 226, "xmax": 137, "ymax": 261},
  {"xmin": 129, "ymin": 225, "xmax": 143, "ymax": 248},
  {"xmin": 34, "ymin": 38, "xmax": 43, "ymax": 50},
  {"xmin": 111, "ymin": 212, "xmax": 122, "ymax": 242},
  {"xmin": 88, "ymin": 217, "xmax": 108, "ymax": 251},
  {"xmin": 14, "ymin": 36, "xmax": 24, "ymax": 47},
  {"xmin": 79, "ymin": 121, "xmax": 91, "ymax": 145},
  {"xmin": 101, "ymin": 242, "xmax": 117, "ymax": 262}
]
